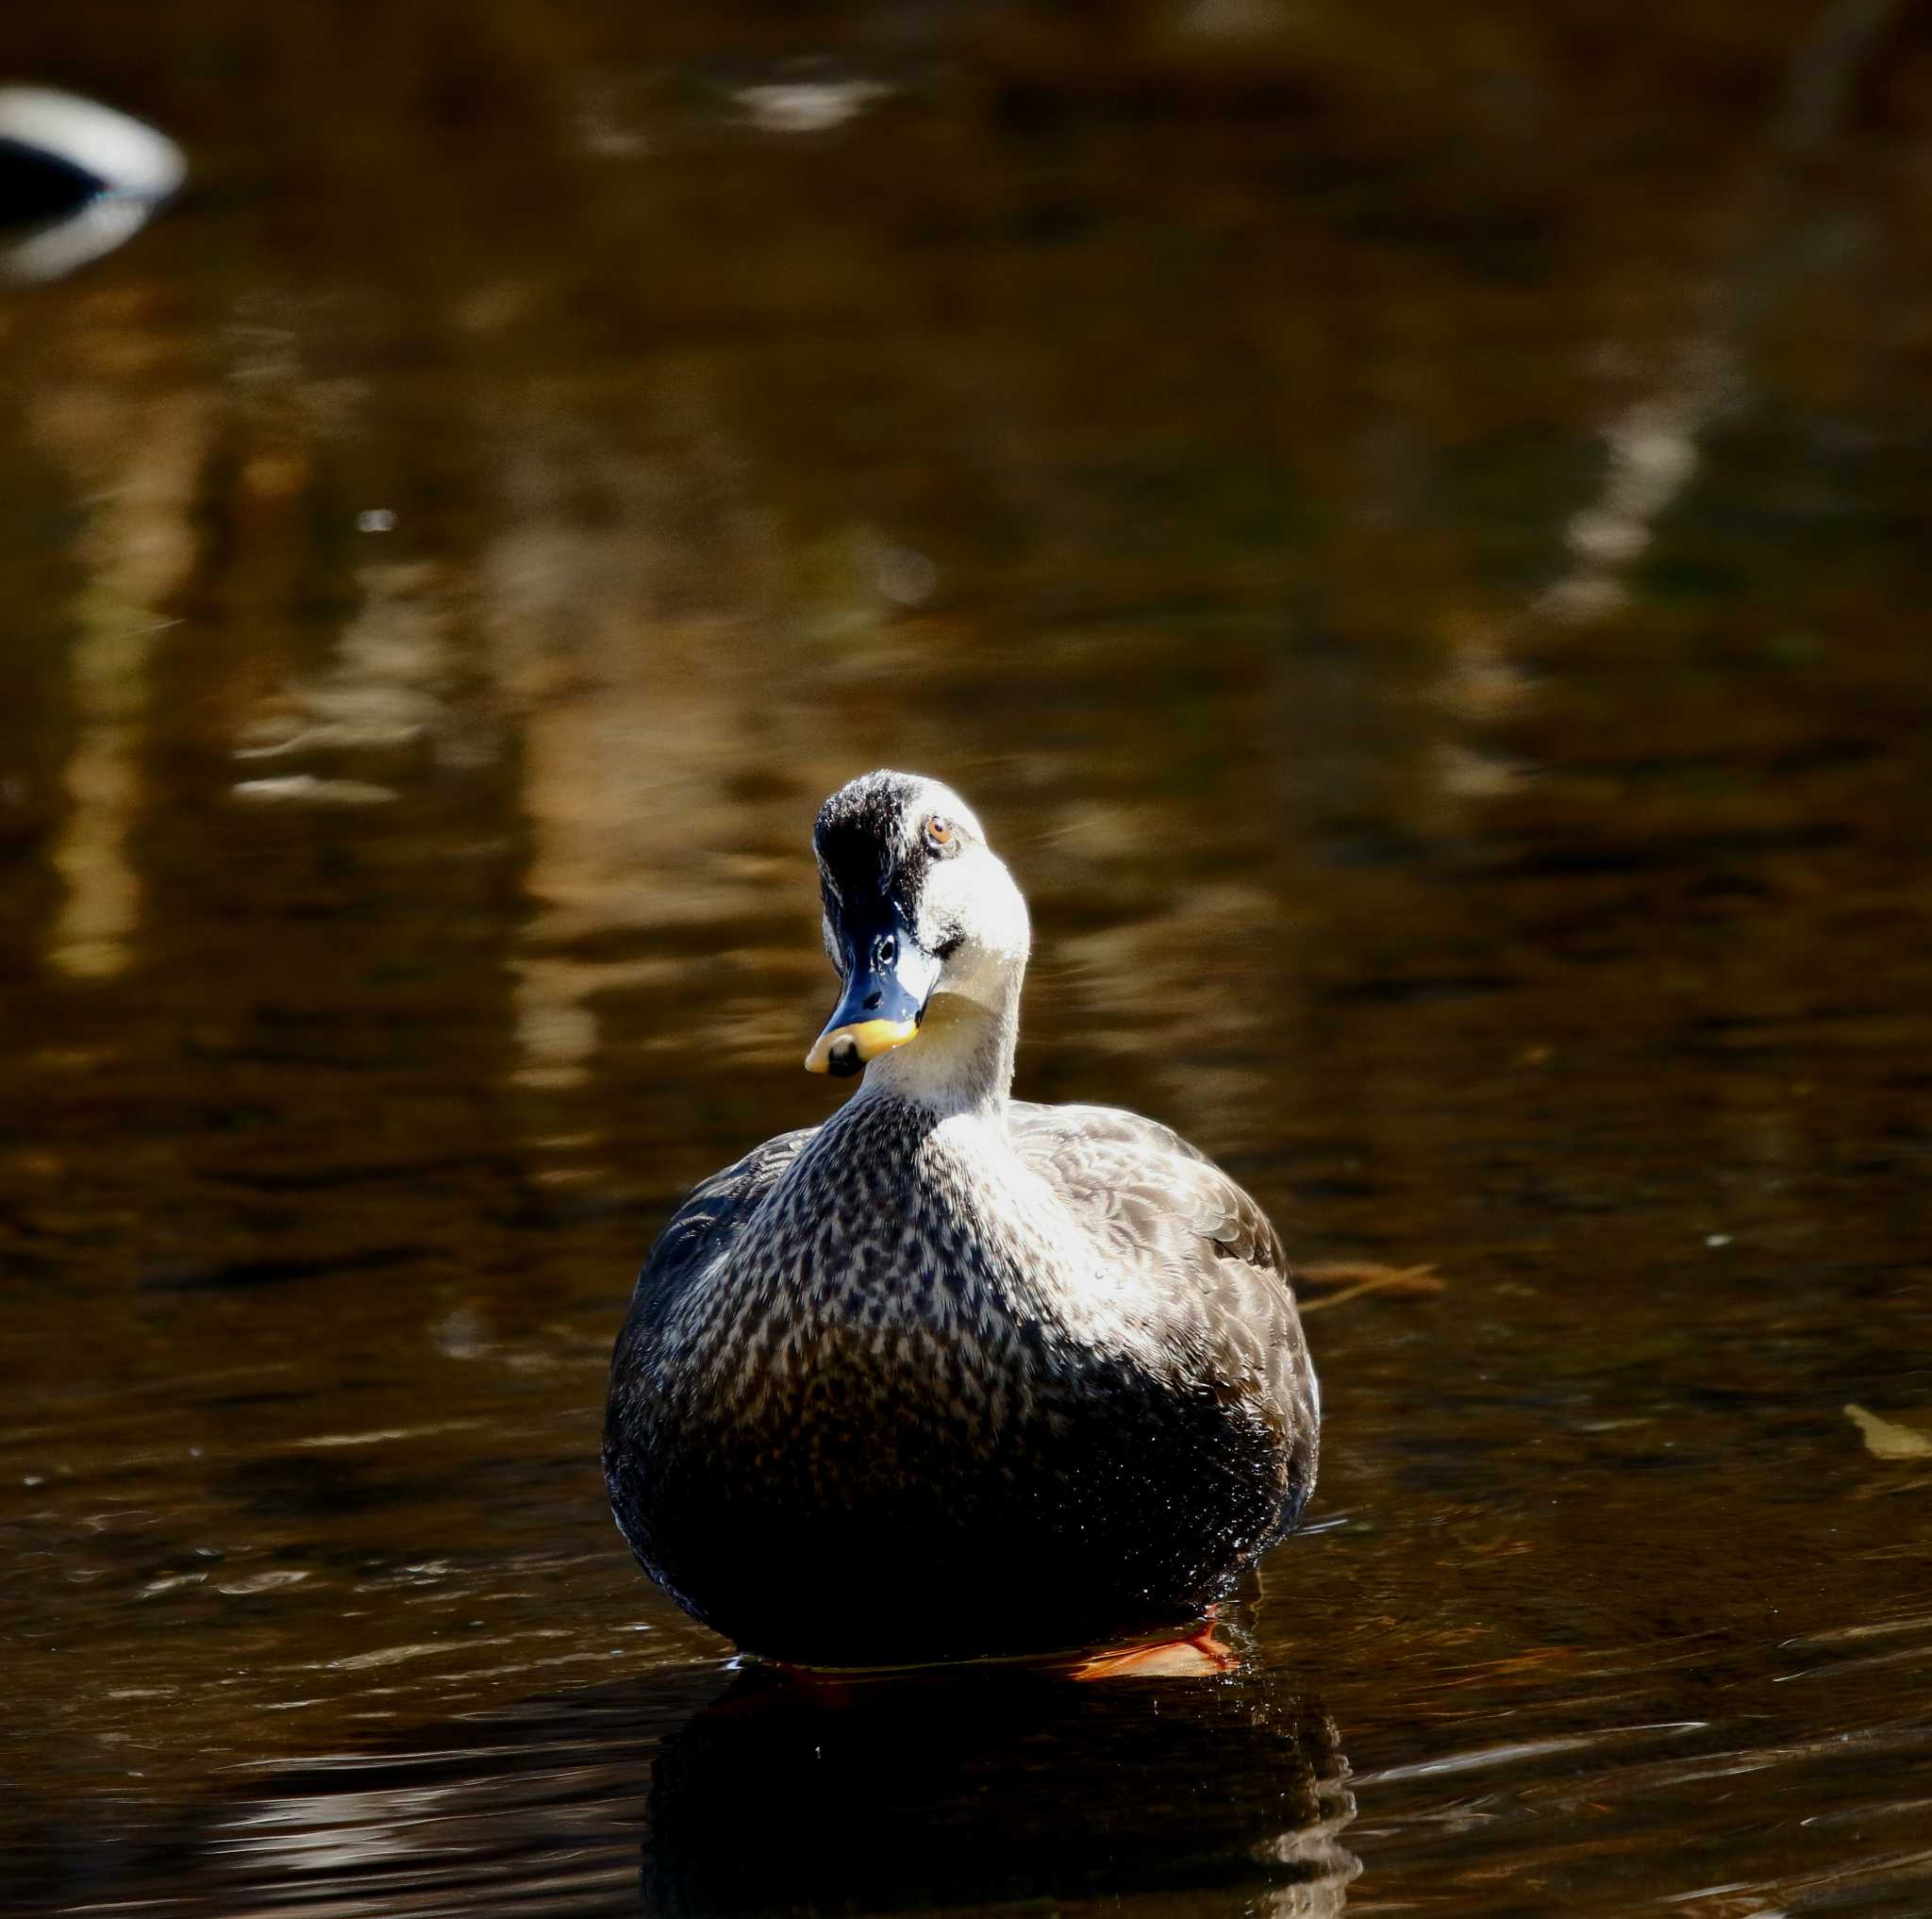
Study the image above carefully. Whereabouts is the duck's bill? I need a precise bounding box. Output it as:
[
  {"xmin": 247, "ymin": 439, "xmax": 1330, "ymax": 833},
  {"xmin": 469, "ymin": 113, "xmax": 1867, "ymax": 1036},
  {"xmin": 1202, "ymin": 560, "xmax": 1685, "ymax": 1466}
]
[
  {"xmin": 804, "ymin": 1016, "xmax": 920, "ymax": 1076},
  {"xmin": 805, "ymin": 929, "xmax": 942, "ymax": 1077}
]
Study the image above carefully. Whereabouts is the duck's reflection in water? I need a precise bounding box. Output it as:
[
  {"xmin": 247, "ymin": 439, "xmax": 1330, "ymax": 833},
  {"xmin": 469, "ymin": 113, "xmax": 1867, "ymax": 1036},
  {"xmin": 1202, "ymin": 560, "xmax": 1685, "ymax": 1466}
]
[
  {"xmin": 58, "ymin": 1640, "xmax": 1354, "ymax": 1916},
  {"xmin": 643, "ymin": 1652, "xmax": 1358, "ymax": 1918}
]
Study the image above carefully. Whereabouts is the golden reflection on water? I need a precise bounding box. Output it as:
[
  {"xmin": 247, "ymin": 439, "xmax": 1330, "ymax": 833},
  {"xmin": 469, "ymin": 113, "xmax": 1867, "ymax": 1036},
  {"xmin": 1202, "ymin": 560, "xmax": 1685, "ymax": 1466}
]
[
  {"xmin": 1422, "ymin": 0, "xmax": 1895, "ymax": 831},
  {"xmin": 33, "ymin": 376, "xmax": 206, "ymax": 979},
  {"xmin": 478, "ymin": 380, "xmax": 800, "ymax": 1096}
]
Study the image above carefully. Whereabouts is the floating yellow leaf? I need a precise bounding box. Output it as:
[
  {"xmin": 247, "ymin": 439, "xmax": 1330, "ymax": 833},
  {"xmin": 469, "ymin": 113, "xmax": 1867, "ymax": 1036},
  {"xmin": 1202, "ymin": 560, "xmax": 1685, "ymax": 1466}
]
[{"xmin": 1844, "ymin": 1404, "xmax": 1932, "ymax": 1460}]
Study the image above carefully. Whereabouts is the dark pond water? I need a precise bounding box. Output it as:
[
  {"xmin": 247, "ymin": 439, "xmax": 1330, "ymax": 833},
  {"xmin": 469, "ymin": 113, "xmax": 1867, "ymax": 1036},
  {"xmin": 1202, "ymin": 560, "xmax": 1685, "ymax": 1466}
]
[{"xmin": 5, "ymin": 2, "xmax": 1932, "ymax": 1913}]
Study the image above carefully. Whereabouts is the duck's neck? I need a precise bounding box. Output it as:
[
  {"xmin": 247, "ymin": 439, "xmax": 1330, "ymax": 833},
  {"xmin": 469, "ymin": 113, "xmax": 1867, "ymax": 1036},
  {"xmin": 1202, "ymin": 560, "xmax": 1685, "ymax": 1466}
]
[{"xmin": 853, "ymin": 983, "xmax": 1019, "ymax": 1121}]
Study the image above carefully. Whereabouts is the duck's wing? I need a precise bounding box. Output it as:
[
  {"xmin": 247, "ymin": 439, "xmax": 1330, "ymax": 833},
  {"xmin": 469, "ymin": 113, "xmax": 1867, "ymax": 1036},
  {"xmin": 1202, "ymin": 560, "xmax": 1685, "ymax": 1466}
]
[
  {"xmin": 605, "ymin": 1126, "xmax": 818, "ymax": 1575},
  {"xmin": 1008, "ymin": 1102, "xmax": 1282, "ymax": 1277},
  {"xmin": 1009, "ymin": 1101, "xmax": 1319, "ymax": 1531},
  {"xmin": 619, "ymin": 1126, "xmax": 819, "ymax": 1329}
]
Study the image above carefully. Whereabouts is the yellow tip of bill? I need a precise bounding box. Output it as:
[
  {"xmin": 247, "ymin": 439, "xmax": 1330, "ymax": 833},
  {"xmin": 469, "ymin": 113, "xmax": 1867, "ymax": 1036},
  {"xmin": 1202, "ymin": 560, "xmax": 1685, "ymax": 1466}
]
[{"xmin": 804, "ymin": 1017, "xmax": 920, "ymax": 1075}]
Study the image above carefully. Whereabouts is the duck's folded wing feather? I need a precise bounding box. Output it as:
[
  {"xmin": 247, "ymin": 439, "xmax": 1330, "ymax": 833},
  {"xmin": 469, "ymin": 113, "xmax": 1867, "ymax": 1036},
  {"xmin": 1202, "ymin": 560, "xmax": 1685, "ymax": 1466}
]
[
  {"xmin": 1008, "ymin": 1100, "xmax": 1319, "ymax": 1515},
  {"xmin": 1008, "ymin": 1101, "xmax": 1287, "ymax": 1280},
  {"xmin": 623, "ymin": 1126, "xmax": 818, "ymax": 1323}
]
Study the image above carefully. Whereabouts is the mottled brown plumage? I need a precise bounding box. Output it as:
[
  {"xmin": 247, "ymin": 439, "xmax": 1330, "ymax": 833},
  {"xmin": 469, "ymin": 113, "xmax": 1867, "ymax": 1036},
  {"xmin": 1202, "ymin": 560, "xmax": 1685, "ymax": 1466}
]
[{"xmin": 604, "ymin": 773, "xmax": 1318, "ymax": 1665}]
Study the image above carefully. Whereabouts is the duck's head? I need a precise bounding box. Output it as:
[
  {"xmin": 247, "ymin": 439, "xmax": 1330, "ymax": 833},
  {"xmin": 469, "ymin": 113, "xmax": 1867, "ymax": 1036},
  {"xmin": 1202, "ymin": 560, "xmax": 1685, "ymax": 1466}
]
[{"xmin": 806, "ymin": 771, "xmax": 1030, "ymax": 1080}]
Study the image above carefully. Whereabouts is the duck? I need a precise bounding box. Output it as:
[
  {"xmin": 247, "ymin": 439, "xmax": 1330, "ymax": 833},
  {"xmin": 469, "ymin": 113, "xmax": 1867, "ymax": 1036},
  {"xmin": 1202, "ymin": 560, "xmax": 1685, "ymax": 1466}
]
[
  {"xmin": 604, "ymin": 770, "xmax": 1319, "ymax": 1666},
  {"xmin": 0, "ymin": 88, "xmax": 184, "ymax": 284}
]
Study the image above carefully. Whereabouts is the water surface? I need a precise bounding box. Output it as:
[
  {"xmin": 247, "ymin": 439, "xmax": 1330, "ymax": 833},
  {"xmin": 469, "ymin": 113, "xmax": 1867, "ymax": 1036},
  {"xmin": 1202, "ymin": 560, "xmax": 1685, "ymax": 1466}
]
[{"xmin": 4, "ymin": 2, "xmax": 1931, "ymax": 1912}]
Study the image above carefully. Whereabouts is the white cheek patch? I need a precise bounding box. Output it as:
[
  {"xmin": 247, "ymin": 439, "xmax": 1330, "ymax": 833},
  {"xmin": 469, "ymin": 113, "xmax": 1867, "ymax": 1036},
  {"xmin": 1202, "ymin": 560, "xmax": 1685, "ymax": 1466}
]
[{"xmin": 916, "ymin": 870, "xmax": 969, "ymax": 955}]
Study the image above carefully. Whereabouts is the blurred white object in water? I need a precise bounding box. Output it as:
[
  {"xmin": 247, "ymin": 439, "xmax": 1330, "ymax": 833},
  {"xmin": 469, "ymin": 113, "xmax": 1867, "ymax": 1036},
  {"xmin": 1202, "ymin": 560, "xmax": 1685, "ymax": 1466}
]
[
  {"xmin": 734, "ymin": 77, "xmax": 891, "ymax": 136},
  {"xmin": 231, "ymin": 775, "xmax": 400, "ymax": 808},
  {"xmin": 0, "ymin": 86, "xmax": 186, "ymax": 283}
]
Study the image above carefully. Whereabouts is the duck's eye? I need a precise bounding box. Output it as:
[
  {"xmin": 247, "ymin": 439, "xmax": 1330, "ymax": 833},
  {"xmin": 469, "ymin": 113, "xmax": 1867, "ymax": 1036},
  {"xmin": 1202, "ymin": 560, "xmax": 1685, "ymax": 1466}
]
[{"xmin": 924, "ymin": 814, "xmax": 956, "ymax": 853}]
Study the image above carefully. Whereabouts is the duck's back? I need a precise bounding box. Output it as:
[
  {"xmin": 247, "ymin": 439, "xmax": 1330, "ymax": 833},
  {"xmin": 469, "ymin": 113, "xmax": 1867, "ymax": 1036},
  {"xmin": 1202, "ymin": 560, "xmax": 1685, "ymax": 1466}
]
[{"xmin": 604, "ymin": 1102, "xmax": 1317, "ymax": 1663}]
